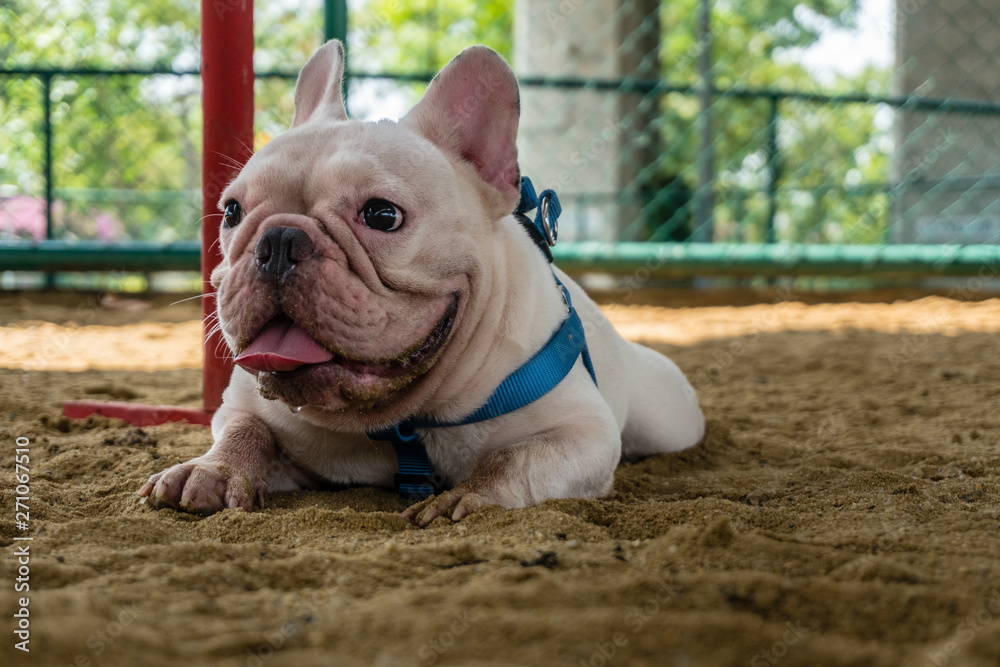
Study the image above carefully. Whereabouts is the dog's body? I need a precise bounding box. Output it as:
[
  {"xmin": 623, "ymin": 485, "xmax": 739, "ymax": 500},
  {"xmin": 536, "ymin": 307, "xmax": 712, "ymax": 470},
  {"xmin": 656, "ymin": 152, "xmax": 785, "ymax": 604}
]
[{"xmin": 140, "ymin": 41, "xmax": 704, "ymax": 524}]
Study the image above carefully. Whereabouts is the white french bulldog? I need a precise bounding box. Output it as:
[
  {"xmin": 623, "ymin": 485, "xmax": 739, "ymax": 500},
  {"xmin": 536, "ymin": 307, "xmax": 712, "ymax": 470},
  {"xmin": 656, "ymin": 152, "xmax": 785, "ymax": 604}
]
[{"xmin": 139, "ymin": 40, "xmax": 704, "ymax": 526}]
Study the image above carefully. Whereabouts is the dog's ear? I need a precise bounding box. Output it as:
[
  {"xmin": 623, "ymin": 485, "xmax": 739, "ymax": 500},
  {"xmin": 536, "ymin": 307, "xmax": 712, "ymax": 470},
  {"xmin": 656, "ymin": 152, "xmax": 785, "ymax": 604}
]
[
  {"xmin": 292, "ymin": 40, "xmax": 348, "ymax": 127},
  {"xmin": 402, "ymin": 46, "xmax": 521, "ymax": 209}
]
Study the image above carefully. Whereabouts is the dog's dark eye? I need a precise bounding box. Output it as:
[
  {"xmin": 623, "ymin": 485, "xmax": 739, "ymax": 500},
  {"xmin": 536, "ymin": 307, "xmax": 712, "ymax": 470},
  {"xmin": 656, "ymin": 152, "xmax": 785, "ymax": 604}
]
[
  {"xmin": 222, "ymin": 200, "xmax": 243, "ymax": 228},
  {"xmin": 361, "ymin": 199, "xmax": 404, "ymax": 232}
]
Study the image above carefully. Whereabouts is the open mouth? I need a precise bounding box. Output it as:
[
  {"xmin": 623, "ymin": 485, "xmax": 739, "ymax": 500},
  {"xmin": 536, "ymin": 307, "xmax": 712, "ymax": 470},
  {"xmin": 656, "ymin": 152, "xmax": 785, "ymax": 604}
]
[{"xmin": 234, "ymin": 295, "xmax": 459, "ymax": 383}]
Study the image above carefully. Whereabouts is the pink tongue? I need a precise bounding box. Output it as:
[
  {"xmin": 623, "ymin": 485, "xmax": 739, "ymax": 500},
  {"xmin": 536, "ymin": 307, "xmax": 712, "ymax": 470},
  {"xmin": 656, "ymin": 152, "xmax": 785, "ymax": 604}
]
[{"xmin": 235, "ymin": 319, "xmax": 334, "ymax": 373}]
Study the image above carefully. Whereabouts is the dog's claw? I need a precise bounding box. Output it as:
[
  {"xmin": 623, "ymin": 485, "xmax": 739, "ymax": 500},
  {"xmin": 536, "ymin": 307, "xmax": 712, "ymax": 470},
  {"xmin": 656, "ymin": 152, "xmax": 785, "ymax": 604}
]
[
  {"xmin": 141, "ymin": 456, "xmax": 264, "ymax": 516},
  {"xmin": 404, "ymin": 488, "xmax": 496, "ymax": 527}
]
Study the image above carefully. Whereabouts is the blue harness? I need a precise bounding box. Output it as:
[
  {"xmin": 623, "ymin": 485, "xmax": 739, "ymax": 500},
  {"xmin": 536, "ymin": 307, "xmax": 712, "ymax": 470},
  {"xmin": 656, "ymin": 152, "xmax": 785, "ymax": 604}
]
[{"xmin": 366, "ymin": 177, "xmax": 597, "ymax": 500}]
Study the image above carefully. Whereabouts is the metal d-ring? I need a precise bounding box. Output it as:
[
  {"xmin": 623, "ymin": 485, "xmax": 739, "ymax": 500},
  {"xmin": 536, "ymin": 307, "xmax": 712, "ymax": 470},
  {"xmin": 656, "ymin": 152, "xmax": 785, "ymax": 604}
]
[{"xmin": 539, "ymin": 194, "xmax": 558, "ymax": 247}]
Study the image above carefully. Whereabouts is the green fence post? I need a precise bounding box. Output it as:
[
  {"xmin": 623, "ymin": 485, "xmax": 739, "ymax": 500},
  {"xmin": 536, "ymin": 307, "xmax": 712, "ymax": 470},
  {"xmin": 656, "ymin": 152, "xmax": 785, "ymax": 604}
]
[
  {"xmin": 325, "ymin": 0, "xmax": 348, "ymax": 106},
  {"xmin": 324, "ymin": 0, "xmax": 347, "ymax": 42},
  {"xmin": 694, "ymin": 0, "xmax": 715, "ymax": 242},
  {"xmin": 42, "ymin": 72, "xmax": 53, "ymax": 241},
  {"xmin": 765, "ymin": 94, "xmax": 780, "ymax": 243},
  {"xmin": 41, "ymin": 72, "xmax": 56, "ymax": 288}
]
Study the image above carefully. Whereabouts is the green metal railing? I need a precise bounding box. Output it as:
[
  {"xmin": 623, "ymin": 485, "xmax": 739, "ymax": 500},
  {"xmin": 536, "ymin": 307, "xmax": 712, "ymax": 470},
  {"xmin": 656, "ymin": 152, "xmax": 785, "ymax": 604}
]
[
  {"xmin": 3, "ymin": 62, "xmax": 999, "ymax": 277},
  {"xmin": 2, "ymin": 239, "xmax": 998, "ymax": 279},
  {"xmin": 2, "ymin": 0, "xmax": 999, "ymax": 281}
]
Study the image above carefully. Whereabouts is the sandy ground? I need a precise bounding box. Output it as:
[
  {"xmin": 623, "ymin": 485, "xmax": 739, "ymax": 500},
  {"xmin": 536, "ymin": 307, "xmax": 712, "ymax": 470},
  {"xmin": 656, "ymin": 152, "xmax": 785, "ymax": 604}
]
[{"xmin": 2, "ymin": 288, "xmax": 1000, "ymax": 667}]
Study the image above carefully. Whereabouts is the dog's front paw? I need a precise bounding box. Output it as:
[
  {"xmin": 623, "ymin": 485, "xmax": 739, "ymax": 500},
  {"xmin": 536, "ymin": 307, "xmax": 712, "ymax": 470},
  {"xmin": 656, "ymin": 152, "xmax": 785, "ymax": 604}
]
[
  {"xmin": 401, "ymin": 485, "xmax": 498, "ymax": 527},
  {"xmin": 138, "ymin": 456, "xmax": 265, "ymax": 515}
]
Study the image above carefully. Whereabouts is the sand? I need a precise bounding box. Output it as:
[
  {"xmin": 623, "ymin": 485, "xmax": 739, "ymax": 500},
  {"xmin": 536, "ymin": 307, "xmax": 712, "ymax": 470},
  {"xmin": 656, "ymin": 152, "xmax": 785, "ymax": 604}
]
[{"xmin": 1, "ymin": 288, "xmax": 1000, "ymax": 667}]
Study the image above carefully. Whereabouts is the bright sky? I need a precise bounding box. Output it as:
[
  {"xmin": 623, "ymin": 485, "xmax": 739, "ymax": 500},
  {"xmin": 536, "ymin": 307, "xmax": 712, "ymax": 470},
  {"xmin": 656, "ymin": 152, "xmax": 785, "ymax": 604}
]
[{"xmin": 788, "ymin": 0, "xmax": 895, "ymax": 83}]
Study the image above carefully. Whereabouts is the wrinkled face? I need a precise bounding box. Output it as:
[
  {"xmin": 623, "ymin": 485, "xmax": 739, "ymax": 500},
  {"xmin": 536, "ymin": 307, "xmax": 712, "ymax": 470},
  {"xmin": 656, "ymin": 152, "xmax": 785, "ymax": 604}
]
[
  {"xmin": 210, "ymin": 41, "xmax": 522, "ymax": 430},
  {"xmin": 213, "ymin": 120, "xmax": 483, "ymax": 427}
]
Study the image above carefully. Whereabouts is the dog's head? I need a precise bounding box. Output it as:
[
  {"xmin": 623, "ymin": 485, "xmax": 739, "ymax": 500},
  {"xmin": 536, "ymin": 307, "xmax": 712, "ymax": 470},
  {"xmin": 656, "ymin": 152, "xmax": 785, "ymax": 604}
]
[{"xmin": 212, "ymin": 40, "xmax": 521, "ymax": 429}]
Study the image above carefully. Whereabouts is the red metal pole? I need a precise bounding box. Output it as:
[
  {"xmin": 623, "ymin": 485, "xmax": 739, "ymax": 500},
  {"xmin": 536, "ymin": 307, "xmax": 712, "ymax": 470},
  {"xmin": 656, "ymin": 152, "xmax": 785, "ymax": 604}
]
[
  {"xmin": 62, "ymin": 1, "xmax": 254, "ymax": 427},
  {"xmin": 201, "ymin": 0, "xmax": 254, "ymax": 411}
]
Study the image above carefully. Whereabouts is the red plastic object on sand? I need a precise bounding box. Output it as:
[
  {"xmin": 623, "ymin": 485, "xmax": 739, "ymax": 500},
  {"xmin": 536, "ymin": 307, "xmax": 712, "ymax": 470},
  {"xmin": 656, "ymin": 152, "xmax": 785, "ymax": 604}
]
[{"xmin": 62, "ymin": 0, "xmax": 253, "ymax": 427}]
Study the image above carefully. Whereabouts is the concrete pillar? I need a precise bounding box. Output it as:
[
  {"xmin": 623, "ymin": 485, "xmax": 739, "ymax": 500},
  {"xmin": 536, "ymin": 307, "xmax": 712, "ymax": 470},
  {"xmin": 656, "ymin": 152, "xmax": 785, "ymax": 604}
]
[
  {"xmin": 514, "ymin": 0, "xmax": 660, "ymax": 242},
  {"xmin": 893, "ymin": 0, "xmax": 1000, "ymax": 244}
]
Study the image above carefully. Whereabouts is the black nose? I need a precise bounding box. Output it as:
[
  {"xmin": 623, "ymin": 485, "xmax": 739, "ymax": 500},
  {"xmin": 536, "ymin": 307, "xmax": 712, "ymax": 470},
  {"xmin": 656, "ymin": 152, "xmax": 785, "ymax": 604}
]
[{"xmin": 255, "ymin": 226, "xmax": 314, "ymax": 285}]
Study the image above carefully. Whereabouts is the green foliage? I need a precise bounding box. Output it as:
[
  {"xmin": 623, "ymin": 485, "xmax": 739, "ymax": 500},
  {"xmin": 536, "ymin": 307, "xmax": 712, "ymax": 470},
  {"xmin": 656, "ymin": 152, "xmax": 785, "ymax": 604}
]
[
  {"xmin": 348, "ymin": 0, "xmax": 511, "ymax": 116},
  {"xmin": 0, "ymin": 0, "xmax": 321, "ymax": 241},
  {"xmin": 352, "ymin": 0, "xmax": 889, "ymax": 243},
  {"xmin": 653, "ymin": 0, "xmax": 892, "ymax": 242},
  {"xmin": 1, "ymin": 0, "xmax": 201, "ymax": 240},
  {"xmin": 351, "ymin": 0, "xmax": 512, "ymax": 72},
  {"xmin": 0, "ymin": 0, "xmax": 199, "ymax": 68},
  {"xmin": 0, "ymin": 0, "xmax": 892, "ymax": 244}
]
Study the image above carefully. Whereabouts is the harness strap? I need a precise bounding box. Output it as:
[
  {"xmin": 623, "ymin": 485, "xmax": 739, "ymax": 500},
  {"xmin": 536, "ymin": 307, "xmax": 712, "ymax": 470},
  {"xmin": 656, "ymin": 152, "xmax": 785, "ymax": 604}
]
[
  {"xmin": 515, "ymin": 176, "xmax": 561, "ymax": 252},
  {"xmin": 446, "ymin": 279, "xmax": 595, "ymax": 425},
  {"xmin": 368, "ymin": 177, "xmax": 596, "ymax": 501},
  {"xmin": 366, "ymin": 421, "xmax": 442, "ymax": 498}
]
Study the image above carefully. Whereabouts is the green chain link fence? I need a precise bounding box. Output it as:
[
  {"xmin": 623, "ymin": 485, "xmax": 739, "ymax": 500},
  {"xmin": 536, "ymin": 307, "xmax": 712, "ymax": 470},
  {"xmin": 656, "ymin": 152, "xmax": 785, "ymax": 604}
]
[{"xmin": 2, "ymin": 0, "xmax": 999, "ymax": 286}]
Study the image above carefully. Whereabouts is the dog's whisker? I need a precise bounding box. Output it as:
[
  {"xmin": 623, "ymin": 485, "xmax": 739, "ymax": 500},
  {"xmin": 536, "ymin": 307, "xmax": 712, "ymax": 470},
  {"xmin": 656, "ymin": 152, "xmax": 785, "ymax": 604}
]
[
  {"xmin": 170, "ymin": 294, "xmax": 211, "ymax": 306},
  {"xmin": 212, "ymin": 149, "xmax": 247, "ymax": 170},
  {"xmin": 234, "ymin": 137, "xmax": 254, "ymax": 160}
]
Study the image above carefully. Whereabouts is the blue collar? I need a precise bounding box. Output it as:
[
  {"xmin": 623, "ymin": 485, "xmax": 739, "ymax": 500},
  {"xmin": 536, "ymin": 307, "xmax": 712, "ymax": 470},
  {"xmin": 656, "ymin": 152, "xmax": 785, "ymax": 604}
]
[{"xmin": 367, "ymin": 178, "xmax": 597, "ymax": 500}]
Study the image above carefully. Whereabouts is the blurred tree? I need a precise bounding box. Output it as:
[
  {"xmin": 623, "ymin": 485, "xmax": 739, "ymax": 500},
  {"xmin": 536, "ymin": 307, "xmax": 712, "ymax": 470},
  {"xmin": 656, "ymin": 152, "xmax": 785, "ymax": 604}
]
[
  {"xmin": 350, "ymin": 0, "xmax": 512, "ymax": 72},
  {"xmin": 346, "ymin": 0, "xmax": 511, "ymax": 119},
  {"xmin": 352, "ymin": 0, "xmax": 891, "ymax": 243},
  {"xmin": 652, "ymin": 0, "xmax": 894, "ymax": 242},
  {"xmin": 0, "ymin": 0, "xmax": 322, "ymax": 241},
  {"xmin": 0, "ymin": 0, "xmax": 892, "ymax": 243}
]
